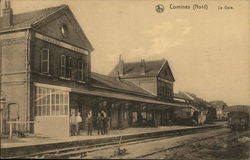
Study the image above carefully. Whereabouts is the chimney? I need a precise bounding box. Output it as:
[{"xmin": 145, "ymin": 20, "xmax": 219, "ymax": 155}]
[
  {"xmin": 2, "ymin": 0, "xmax": 13, "ymax": 28},
  {"xmin": 141, "ymin": 59, "xmax": 146, "ymax": 75},
  {"xmin": 118, "ymin": 55, "xmax": 124, "ymax": 76}
]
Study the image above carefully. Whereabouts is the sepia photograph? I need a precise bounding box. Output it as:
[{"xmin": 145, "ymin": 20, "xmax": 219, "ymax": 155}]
[{"xmin": 0, "ymin": 0, "xmax": 249, "ymax": 159}]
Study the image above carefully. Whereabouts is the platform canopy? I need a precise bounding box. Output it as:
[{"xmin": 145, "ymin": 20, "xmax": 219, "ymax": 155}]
[{"xmin": 71, "ymin": 87, "xmax": 189, "ymax": 109}]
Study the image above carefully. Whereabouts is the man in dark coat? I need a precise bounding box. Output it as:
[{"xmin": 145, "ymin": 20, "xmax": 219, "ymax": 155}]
[
  {"xmin": 101, "ymin": 110, "xmax": 108, "ymax": 134},
  {"xmin": 96, "ymin": 112, "xmax": 103, "ymax": 135},
  {"xmin": 86, "ymin": 110, "xmax": 93, "ymax": 136}
]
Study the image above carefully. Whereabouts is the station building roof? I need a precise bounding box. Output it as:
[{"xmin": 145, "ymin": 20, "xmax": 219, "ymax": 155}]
[
  {"xmin": 0, "ymin": 5, "xmax": 65, "ymax": 31},
  {"xmin": 91, "ymin": 72, "xmax": 153, "ymax": 97},
  {"xmin": 109, "ymin": 59, "xmax": 174, "ymax": 79},
  {"xmin": 89, "ymin": 72, "xmax": 191, "ymax": 108},
  {"xmin": 0, "ymin": 4, "xmax": 94, "ymax": 51}
]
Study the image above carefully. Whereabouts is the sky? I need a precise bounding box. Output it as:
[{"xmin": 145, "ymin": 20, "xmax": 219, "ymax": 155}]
[{"xmin": 1, "ymin": 0, "xmax": 249, "ymax": 106}]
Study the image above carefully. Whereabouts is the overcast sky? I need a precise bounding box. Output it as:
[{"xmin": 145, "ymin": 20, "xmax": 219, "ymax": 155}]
[{"xmin": 2, "ymin": 0, "xmax": 249, "ymax": 106}]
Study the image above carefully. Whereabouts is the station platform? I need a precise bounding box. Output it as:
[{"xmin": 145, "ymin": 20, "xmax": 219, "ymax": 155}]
[{"xmin": 0, "ymin": 122, "xmax": 226, "ymax": 158}]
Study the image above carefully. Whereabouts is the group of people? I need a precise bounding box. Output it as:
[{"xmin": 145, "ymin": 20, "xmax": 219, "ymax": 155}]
[
  {"xmin": 70, "ymin": 110, "xmax": 109, "ymax": 136},
  {"xmin": 96, "ymin": 110, "xmax": 108, "ymax": 135}
]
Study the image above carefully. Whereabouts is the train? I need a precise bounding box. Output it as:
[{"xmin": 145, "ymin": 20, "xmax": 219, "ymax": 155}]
[{"xmin": 227, "ymin": 105, "xmax": 250, "ymax": 130}]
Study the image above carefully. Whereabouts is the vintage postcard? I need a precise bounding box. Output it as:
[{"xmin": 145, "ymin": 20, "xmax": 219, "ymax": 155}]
[{"xmin": 0, "ymin": 0, "xmax": 249, "ymax": 159}]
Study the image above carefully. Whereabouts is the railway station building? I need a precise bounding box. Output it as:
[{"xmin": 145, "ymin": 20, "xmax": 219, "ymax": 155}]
[{"xmin": 0, "ymin": 3, "xmax": 193, "ymax": 137}]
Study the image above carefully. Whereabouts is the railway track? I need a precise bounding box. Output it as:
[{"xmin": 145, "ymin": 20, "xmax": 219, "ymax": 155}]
[
  {"xmin": 134, "ymin": 132, "xmax": 227, "ymax": 159},
  {"xmin": 3, "ymin": 125, "xmax": 225, "ymax": 159}
]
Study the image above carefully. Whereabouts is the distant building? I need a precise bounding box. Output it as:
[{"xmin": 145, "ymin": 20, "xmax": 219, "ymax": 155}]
[
  {"xmin": 226, "ymin": 105, "xmax": 250, "ymax": 114},
  {"xmin": 173, "ymin": 91, "xmax": 217, "ymax": 124},
  {"xmin": 209, "ymin": 101, "xmax": 228, "ymax": 120},
  {"xmin": 109, "ymin": 57, "xmax": 175, "ymax": 102}
]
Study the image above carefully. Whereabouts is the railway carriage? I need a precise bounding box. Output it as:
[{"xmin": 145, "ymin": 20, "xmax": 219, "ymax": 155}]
[{"xmin": 227, "ymin": 105, "xmax": 250, "ymax": 130}]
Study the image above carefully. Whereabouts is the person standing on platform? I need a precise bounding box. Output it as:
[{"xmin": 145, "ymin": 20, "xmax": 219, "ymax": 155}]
[
  {"xmin": 86, "ymin": 110, "xmax": 93, "ymax": 136},
  {"xmin": 96, "ymin": 112, "xmax": 103, "ymax": 135},
  {"xmin": 70, "ymin": 113, "xmax": 76, "ymax": 136},
  {"xmin": 76, "ymin": 112, "xmax": 82, "ymax": 135},
  {"xmin": 101, "ymin": 110, "xmax": 108, "ymax": 134}
]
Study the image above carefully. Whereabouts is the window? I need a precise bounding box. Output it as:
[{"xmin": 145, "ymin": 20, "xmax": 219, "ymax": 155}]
[
  {"xmin": 158, "ymin": 81, "xmax": 166, "ymax": 97},
  {"xmin": 41, "ymin": 49, "xmax": 49, "ymax": 73},
  {"xmin": 61, "ymin": 55, "xmax": 73, "ymax": 79},
  {"xmin": 158, "ymin": 80, "xmax": 173, "ymax": 98},
  {"xmin": 34, "ymin": 86, "xmax": 69, "ymax": 116},
  {"xmin": 77, "ymin": 59, "xmax": 84, "ymax": 81},
  {"xmin": 163, "ymin": 86, "xmax": 166, "ymax": 97},
  {"xmin": 61, "ymin": 55, "xmax": 66, "ymax": 77},
  {"xmin": 165, "ymin": 86, "xmax": 168, "ymax": 97},
  {"xmin": 166, "ymin": 85, "xmax": 173, "ymax": 98},
  {"xmin": 60, "ymin": 24, "xmax": 68, "ymax": 37},
  {"xmin": 160, "ymin": 85, "xmax": 165, "ymax": 97},
  {"xmin": 66, "ymin": 56, "xmax": 72, "ymax": 78}
]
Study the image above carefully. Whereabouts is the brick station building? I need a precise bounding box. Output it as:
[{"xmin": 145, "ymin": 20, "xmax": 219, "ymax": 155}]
[{"xmin": 0, "ymin": 3, "xmax": 190, "ymax": 137}]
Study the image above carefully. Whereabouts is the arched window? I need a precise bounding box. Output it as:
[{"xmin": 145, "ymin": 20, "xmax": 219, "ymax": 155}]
[{"xmin": 41, "ymin": 48, "xmax": 50, "ymax": 73}]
